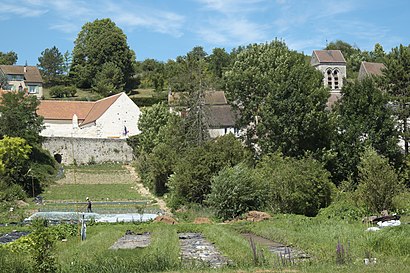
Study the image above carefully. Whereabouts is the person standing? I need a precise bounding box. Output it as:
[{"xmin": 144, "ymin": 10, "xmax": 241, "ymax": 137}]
[{"xmin": 86, "ymin": 197, "xmax": 92, "ymax": 213}]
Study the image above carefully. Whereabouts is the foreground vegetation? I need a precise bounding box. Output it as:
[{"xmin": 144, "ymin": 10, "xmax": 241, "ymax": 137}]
[{"xmin": 1, "ymin": 212, "xmax": 409, "ymax": 273}]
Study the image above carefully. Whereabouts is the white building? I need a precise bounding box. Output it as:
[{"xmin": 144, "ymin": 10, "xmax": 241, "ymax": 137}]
[
  {"xmin": 311, "ymin": 50, "xmax": 347, "ymax": 108},
  {"xmin": 37, "ymin": 92, "xmax": 141, "ymax": 139}
]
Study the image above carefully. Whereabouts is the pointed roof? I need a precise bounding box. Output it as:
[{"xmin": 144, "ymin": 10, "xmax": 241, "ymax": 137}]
[
  {"xmin": 312, "ymin": 50, "xmax": 346, "ymax": 64},
  {"xmin": 0, "ymin": 65, "xmax": 43, "ymax": 83},
  {"xmin": 360, "ymin": 61, "xmax": 386, "ymax": 77},
  {"xmin": 81, "ymin": 93, "xmax": 122, "ymax": 125},
  {"xmin": 37, "ymin": 93, "xmax": 123, "ymax": 126}
]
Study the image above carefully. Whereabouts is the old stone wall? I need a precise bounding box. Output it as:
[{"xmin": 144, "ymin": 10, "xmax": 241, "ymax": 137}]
[{"xmin": 42, "ymin": 137, "xmax": 134, "ymax": 165}]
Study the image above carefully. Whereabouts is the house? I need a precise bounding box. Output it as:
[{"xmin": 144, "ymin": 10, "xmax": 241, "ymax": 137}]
[
  {"xmin": 168, "ymin": 90, "xmax": 238, "ymax": 138},
  {"xmin": 358, "ymin": 61, "xmax": 386, "ymax": 80},
  {"xmin": 0, "ymin": 64, "xmax": 43, "ymax": 98},
  {"xmin": 37, "ymin": 92, "xmax": 141, "ymax": 139},
  {"xmin": 311, "ymin": 50, "xmax": 347, "ymax": 108}
]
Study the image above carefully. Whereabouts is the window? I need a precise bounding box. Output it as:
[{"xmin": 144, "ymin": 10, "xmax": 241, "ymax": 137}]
[
  {"xmin": 333, "ymin": 70, "xmax": 339, "ymax": 89},
  {"xmin": 326, "ymin": 69, "xmax": 332, "ymax": 87},
  {"xmin": 7, "ymin": 74, "xmax": 24, "ymax": 81},
  {"xmin": 28, "ymin": 85, "xmax": 39, "ymax": 94}
]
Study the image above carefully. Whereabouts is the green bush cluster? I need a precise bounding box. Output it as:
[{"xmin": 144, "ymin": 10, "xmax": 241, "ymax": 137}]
[{"xmin": 49, "ymin": 85, "xmax": 77, "ymax": 98}]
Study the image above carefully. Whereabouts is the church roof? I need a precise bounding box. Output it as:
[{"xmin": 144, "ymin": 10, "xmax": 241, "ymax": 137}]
[
  {"xmin": 360, "ymin": 61, "xmax": 385, "ymax": 77},
  {"xmin": 313, "ymin": 50, "xmax": 346, "ymax": 64}
]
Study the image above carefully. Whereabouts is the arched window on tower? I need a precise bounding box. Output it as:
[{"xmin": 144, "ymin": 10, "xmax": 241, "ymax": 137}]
[
  {"xmin": 326, "ymin": 69, "xmax": 332, "ymax": 88},
  {"xmin": 333, "ymin": 69, "xmax": 339, "ymax": 89}
]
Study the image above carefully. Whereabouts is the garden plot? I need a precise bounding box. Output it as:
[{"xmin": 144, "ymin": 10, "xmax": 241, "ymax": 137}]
[
  {"xmin": 178, "ymin": 232, "xmax": 231, "ymax": 268},
  {"xmin": 109, "ymin": 232, "xmax": 151, "ymax": 250},
  {"xmin": 242, "ymin": 233, "xmax": 310, "ymax": 264}
]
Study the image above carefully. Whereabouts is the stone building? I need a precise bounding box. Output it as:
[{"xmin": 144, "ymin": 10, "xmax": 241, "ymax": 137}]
[{"xmin": 311, "ymin": 50, "xmax": 347, "ymax": 107}]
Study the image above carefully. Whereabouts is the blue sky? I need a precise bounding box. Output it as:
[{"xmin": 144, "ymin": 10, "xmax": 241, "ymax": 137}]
[{"xmin": 1, "ymin": 0, "xmax": 409, "ymax": 66}]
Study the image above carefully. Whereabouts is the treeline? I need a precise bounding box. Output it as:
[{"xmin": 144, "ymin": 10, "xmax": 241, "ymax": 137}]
[{"xmin": 130, "ymin": 40, "xmax": 409, "ymax": 220}]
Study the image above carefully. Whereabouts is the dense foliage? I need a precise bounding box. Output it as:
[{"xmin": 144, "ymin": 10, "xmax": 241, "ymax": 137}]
[
  {"xmin": 225, "ymin": 40, "xmax": 331, "ymax": 157},
  {"xmin": 168, "ymin": 134, "xmax": 251, "ymax": 207},
  {"xmin": 0, "ymin": 51, "xmax": 17, "ymax": 65},
  {"xmin": 356, "ymin": 146, "xmax": 404, "ymax": 212},
  {"xmin": 70, "ymin": 18, "xmax": 135, "ymax": 92},
  {"xmin": 207, "ymin": 163, "xmax": 265, "ymax": 220},
  {"xmin": 37, "ymin": 46, "xmax": 66, "ymax": 87},
  {"xmin": 256, "ymin": 153, "xmax": 335, "ymax": 216},
  {"xmin": 329, "ymin": 78, "xmax": 402, "ymax": 184}
]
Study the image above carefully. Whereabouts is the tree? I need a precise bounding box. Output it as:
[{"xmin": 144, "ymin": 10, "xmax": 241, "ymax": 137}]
[
  {"xmin": 207, "ymin": 47, "xmax": 231, "ymax": 88},
  {"xmin": 225, "ymin": 40, "xmax": 331, "ymax": 157},
  {"xmin": 0, "ymin": 92, "xmax": 44, "ymax": 144},
  {"xmin": 0, "ymin": 136, "xmax": 32, "ymax": 188},
  {"xmin": 0, "ymin": 72, "xmax": 8, "ymax": 89},
  {"xmin": 37, "ymin": 46, "xmax": 65, "ymax": 86},
  {"xmin": 379, "ymin": 44, "xmax": 410, "ymax": 155},
  {"xmin": 70, "ymin": 18, "xmax": 135, "ymax": 90},
  {"xmin": 0, "ymin": 51, "xmax": 17, "ymax": 65},
  {"xmin": 167, "ymin": 134, "xmax": 251, "ymax": 207},
  {"xmin": 329, "ymin": 78, "xmax": 402, "ymax": 184},
  {"xmin": 132, "ymin": 103, "xmax": 175, "ymax": 156},
  {"xmin": 92, "ymin": 62, "xmax": 124, "ymax": 96},
  {"xmin": 255, "ymin": 153, "xmax": 334, "ymax": 216},
  {"xmin": 206, "ymin": 163, "xmax": 265, "ymax": 220},
  {"xmin": 356, "ymin": 146, "xmax": 403, "ymax": 212}
]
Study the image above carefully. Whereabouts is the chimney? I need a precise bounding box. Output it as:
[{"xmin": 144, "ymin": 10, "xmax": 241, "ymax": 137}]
[{"xmin": 24, "ymin": 61, "xmax": 27, "ymax": 73}]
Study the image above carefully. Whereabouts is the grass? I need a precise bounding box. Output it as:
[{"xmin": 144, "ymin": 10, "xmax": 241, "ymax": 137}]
[
  {"xmin": 43, "ymin": 87, "xmax": 102, "ymax": 101},
  {"xmin": 41, "ymin": 183, "xmax": 145, "ymax": 202}
]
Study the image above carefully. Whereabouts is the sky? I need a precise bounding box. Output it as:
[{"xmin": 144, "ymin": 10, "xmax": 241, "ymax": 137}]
[{"xmin": 1, "ymin": 0, "xmax": 409, "ymax": 66}]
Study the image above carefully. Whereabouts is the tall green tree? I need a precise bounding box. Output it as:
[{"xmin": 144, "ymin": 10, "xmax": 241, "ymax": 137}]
[
  {"xmin": 330, "ymin": 78, "xmax": 401, "ymax": 184},
  {"xmin": 38, "ymin": 46, "xmax": 65, "ymax": 86},
  {"xmin": 225, "ymin": 40, "xmax": 331, "ymax": 157},
  {"xmin": 0, "ymin": 51, "xmax": 17, "ymax": 65},
  {"xmin": 92, "ymin": 62, "xmax": 124, "ymax": 96},
  {"xmin": 70, "ymin": 18, "xmax": 135, "ymax": 90},
  {"xmin": 379, "ymin": 44, "xmax": 410, "ymax": 155},
  {"xmin": 0, "ymin": 92, "xmax": 44, "ymax": 144}
]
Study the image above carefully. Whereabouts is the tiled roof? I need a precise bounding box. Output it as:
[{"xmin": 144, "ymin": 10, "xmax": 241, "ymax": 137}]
[
  {"xmin": 37, "ymin": 93, "xmax": 123, "ymax": 125},
  {"xmin": 37, "ymin": 100, "xmax": 94, "ymax": 120},
  {"xmin": 0, "ymin": 65, "xmax": 43, "ymax": 83},
  {"xmin": 361, "ymin": 61, "xmax": 385, "ymax": 76},
  {"xmin": 313, "ymin": 50, "xmax": 346, "ymax": 63},
  {"xmin": 208, "ymin": 105, "xmax": 237, "ymax": 127},
  {"xmin": 82, "ymin": 93, "xmax": 122, "ymax": 125}
]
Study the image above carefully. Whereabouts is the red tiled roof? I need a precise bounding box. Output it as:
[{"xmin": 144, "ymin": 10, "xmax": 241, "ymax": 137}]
[
  {"xmin": 81, "ymin": 93, "xmax": 122, "ymax": 125},
  {"xmin": 37, "ymin": 93, "xmax": 123, "ymax": 125},
  {"xmin": 313, "ymin": 50, "xmax": 346, "ymax": 63},
  {"xmin": 37, "ymin": 100, "xmax": 94, "ymax": 120},
  {"xmin": 0, "ymin": 65, "xmax": 43, "ymax": 83},
  {"xmin": 361, "ymin": 61, "xmax": 385, "ymax": 76}
]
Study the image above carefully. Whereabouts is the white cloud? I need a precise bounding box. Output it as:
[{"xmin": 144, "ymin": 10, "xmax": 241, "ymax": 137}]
[
  {"xmin": 0, "ymin": 3, "xmax": 47, "ymax": 17},
  {"xmin": 197, "ymin": 18, "xmax": 269, "ymax": 46},
  {"xmin": 197, "ymin": 0, "xmax": 267, "ymax": 14}
]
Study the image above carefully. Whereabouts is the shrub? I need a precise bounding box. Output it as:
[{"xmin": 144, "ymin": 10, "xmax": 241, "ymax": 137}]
[
  {"xmin": 64, "ymin": 86, "xmax": 77, "ymax": 97},
  {"xmin": 206, "ymin": 163, "xmax": 266, "ymax": 220},
  {"xmin": 318, "ymin": 192, "xmax": 368, "ymax": 221},
  {"xmin": 256, "ymin": 153, "xmax": 335, "ymax": 216},
  {"xmin": 356, "ymin": 146, "xmax": 404, "ymax": 212},
  {"xmin": 392, "ymin": 191, "xmax": 410, "ymax": 214},
  {"xmin": 49, "ymin": 85, "xmax": 66, "ymax": 98},
  {"xmin": 167, "ymin": 134, "xmax": 252, "ymax": 208}
]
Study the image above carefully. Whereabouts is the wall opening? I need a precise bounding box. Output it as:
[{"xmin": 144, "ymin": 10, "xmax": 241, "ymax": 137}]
[{"xmin": 54, "ymin": 154, "xmax": 62, "ymax": 164}]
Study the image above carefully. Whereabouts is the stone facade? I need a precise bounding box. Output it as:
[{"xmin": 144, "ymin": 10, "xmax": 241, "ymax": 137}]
[{"xmin": 42, "ymin": 137, "xmax": 134, "ymax": 165}]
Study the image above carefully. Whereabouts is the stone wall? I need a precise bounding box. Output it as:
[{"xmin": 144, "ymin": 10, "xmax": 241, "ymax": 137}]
[{"xmin": 42, "ymin": 137, "xmax": 134, "ymax": 165}]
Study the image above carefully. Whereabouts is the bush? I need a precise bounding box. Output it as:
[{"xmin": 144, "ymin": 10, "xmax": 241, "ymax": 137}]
[
  {"xmin": 206, "ymin": 163, "xmax": 266, "ymax": 220},
  {"xmin": 318, "ymin": 192, "xmax": 368, "ymax": 221},
  {"xmin": 64, "ymin": 86, "xmax": 77, "ymax": 97},
  {"xmin": 356, "ymin": 146, "xmax": 404, "ymax": 213},
  {"xmin": 256, "ymin": 153, "xmax": 335, "ymax": 216},
  {"xmin": 167, "ymin": 134, "xmax": 252, "ymax": 208},
  {"xmin": 392, "ymin": 191, "xmax": 410, "ymax": 214},
  {"xmin": 49, "ymin": 85, "xmax": 66, "ymax": 98}
]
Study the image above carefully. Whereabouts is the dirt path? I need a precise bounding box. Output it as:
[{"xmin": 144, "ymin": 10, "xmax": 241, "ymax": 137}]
[{"xmin": 124, "ymin": 164, "xmax": 170, "ymax": 214}]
